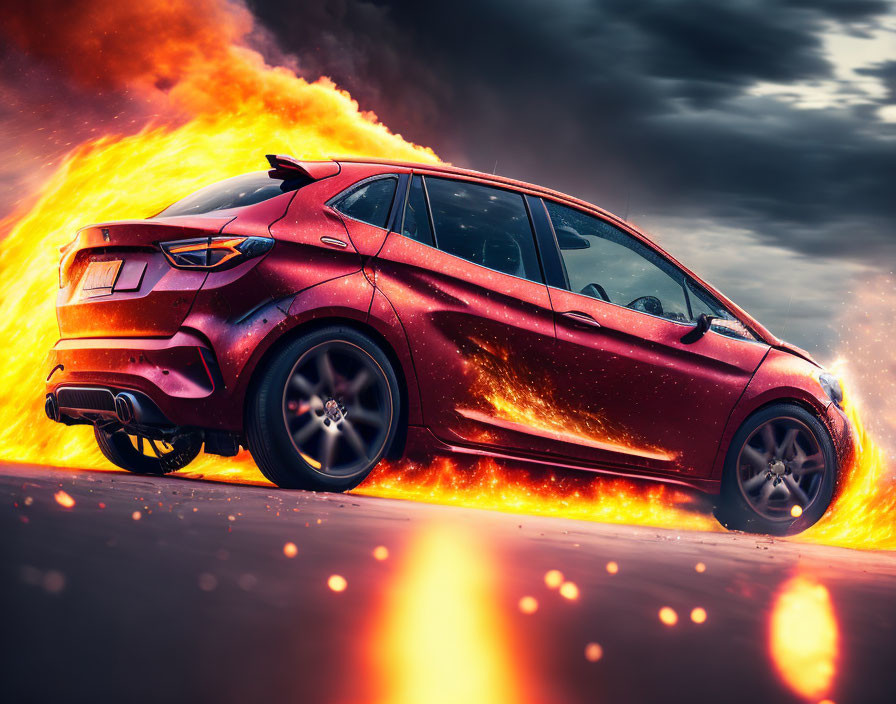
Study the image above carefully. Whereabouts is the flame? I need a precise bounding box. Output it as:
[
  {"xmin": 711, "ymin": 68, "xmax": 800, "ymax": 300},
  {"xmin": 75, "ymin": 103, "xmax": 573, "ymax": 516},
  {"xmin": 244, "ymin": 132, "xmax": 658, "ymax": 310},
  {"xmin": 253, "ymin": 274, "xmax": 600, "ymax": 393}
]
[
  {"xmin": 769, "ymin": 575, "xmax": 839, "ymax": 700},
  {"xmin": 798, "ymin": 395, "xmax": 896, "ymax": 550},
  {"xmin": 371, "ymin": 523, "xmax": 522, "ymax": 704},
  {"xmin": 356, "ymin": 457, "xmax": 717, "ymax": 530},
  {"xmin": 460, "ymin": 337, "xmax": 675, "ymax": 461}
]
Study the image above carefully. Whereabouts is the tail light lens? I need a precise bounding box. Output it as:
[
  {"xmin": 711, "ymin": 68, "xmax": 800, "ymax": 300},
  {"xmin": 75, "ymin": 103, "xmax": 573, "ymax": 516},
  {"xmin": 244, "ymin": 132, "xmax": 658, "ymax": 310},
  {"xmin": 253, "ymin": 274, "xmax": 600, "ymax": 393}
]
[
  {"xmin": 160, "ymin": 235, "xmax": 274, "ymax": 270},
  {"xmin": 58, "ymin": 237, "xmax": 79, "ymax": 288}
]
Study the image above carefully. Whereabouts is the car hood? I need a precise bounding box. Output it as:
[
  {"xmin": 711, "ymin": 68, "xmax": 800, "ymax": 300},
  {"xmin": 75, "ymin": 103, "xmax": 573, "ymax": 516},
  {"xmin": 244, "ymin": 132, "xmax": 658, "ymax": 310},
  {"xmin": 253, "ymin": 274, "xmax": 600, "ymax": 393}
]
[{"xmin": 774, "ymin": 340, "xmax": 822, "ymax": 369}]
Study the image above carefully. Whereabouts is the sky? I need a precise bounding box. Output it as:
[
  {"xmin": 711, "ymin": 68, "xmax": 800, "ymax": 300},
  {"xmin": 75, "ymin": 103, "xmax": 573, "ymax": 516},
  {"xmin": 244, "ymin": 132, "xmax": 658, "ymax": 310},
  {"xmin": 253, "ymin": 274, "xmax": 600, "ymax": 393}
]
[{"xmin": 1, "ymin": 0, "xmax": 894, "ymax": 356}]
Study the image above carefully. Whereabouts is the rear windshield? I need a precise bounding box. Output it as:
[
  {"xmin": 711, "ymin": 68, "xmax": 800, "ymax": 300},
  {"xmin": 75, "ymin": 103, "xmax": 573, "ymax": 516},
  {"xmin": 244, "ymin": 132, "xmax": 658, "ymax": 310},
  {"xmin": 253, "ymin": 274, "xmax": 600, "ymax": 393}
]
[{"xmin": 154, "ymin": 171, "xmax": 308, "ymax": 218}]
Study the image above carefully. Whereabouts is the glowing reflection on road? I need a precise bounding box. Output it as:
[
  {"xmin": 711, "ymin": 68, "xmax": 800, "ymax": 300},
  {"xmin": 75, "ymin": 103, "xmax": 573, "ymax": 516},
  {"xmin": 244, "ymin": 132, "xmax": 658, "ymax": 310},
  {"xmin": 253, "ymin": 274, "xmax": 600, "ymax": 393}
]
[
  {"xmin": 769, "ymin": 575, "xmax": 839, "ymax": 700},
  {"xmin": 373, "ymin": 523, "xmax": 521, "ymax": 704}
]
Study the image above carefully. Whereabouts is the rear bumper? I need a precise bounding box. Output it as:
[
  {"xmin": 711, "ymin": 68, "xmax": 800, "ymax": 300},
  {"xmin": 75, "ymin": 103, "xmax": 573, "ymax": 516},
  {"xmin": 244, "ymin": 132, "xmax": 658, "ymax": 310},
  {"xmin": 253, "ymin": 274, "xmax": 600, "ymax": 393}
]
[{"xmin": 45, "ymin": 332, "xmax": 225, "ymax": 429}]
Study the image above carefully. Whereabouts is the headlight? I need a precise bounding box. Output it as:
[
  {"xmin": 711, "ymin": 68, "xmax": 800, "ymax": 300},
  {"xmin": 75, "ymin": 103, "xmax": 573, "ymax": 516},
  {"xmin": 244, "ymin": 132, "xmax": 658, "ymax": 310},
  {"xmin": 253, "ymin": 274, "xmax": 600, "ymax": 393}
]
[
  {"xmin": 818, "ymin": 372, "xmax": 843, "ymax": 407},
  {"xmin": 160, "ymin": 235, "xmax": 273, "ymax": 270}
]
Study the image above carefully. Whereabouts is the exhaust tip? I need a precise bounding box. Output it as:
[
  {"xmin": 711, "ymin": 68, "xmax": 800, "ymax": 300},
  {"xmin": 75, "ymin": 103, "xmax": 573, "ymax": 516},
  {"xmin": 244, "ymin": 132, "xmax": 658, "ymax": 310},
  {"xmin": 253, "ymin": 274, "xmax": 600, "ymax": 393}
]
[
  {"xmin": 114, "ymin": 393, "xmax": 135, "ymax": 425},
  {"xmin": 45, "ymin": 394, "xmax": 59, "ymax": 422}
]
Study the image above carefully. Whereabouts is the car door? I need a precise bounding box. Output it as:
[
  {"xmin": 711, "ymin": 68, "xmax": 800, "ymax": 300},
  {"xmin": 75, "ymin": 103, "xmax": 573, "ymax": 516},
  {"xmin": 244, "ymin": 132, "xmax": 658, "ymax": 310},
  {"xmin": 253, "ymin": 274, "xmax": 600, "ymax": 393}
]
[
  {"xmin": 533, "ymin": 197, "xmax": 769, "ymax": 480},
  {"xmin": 372, "ymin": 173, "xmax": 561, "ymax": 456}
]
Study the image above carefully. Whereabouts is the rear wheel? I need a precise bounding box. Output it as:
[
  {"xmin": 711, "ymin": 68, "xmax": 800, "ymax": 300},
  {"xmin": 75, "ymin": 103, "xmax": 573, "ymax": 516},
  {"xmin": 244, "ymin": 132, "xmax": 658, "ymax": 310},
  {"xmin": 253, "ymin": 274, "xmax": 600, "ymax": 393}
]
[
  {"xmin": 246, "ymin": 326, "xmax": 401, "ymax": 491},
  {"xmin": 94, "ymin": 425, "xmax": 202, "ymax": 475},
  {"xmin": 715, "ymin": 403, "xmax": 837, "ymax": 535}
]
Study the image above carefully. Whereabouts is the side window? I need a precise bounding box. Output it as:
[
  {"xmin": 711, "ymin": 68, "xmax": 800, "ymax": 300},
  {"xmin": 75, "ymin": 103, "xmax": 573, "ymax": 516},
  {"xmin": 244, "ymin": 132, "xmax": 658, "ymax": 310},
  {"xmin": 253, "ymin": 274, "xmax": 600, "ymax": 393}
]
[
  {"xmin": 546, "ymin": 200, "xmax": 692, "ymax": 323},
  {"xmin": 400, "ymin": 175, "xmax": 434, "ymax": 246},
  {"xmin": 424, "ymin": 176, "xmax": 543, "ymax": 283},
  {"xmin": 546, "ymin": 200, "xmax": 757, "ymax": 339},
  {"xmin": 333, "ymin": 176, "xmax": 397, "ymax": 228}
]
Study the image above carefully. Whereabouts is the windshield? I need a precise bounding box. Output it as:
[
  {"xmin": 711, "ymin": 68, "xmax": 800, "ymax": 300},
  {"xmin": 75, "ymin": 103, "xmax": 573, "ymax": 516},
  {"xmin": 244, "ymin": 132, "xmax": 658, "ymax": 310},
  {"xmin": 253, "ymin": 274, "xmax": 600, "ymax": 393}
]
[{"xmin": 153, "ymin": 171, "xmax": 308, "ymax": 218}]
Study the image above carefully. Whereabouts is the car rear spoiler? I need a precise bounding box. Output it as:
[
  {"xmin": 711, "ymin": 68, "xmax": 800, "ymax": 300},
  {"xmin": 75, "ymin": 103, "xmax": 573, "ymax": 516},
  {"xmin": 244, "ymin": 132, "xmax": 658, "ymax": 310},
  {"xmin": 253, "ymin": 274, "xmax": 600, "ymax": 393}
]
[{"xmin": 265, "ymin": 154, "xmax": 341, "ymax": 181}]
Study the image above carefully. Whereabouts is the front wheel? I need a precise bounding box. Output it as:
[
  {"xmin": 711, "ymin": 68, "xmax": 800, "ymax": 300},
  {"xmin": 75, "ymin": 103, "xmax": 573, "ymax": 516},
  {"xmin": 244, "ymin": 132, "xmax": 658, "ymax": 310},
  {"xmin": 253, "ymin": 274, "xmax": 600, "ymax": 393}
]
[
  {"xmin": 715, "ymin": 403, "xmax": 837, "ymax": 536},
  {"xmin": 246, "ymin": 326, "xmax": 401, "ymax": 492}
]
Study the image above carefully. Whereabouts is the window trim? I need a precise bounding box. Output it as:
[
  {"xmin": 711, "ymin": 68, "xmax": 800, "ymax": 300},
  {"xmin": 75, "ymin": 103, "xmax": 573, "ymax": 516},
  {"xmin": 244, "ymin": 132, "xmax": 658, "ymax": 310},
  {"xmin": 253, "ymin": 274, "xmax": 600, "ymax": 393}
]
[
  {"xmin": 327, "ymin": 174, "xmax": 401, "ymax": 230},
  {"xmin": 419, "ymin": 175, "xmax": 440, "ymax": 249},
  {"xmin": 386, "ymin": 173, "xmax": 410, "ymax": 233},
  {"xmin": 526, "ymin": 195, "xmax": 568, "ymax": 290}
]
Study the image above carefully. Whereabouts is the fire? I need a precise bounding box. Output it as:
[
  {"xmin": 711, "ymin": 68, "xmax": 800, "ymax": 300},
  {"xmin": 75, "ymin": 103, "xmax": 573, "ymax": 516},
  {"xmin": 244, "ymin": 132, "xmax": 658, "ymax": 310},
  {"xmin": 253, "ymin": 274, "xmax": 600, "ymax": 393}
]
[
  {"xmin": 798, "ymin": 395, "xmax": 896, "ymax": 550},
  {"xmin": 355, "ymin": 457, "xmax": 718, "ymax": 531},
  {"xmin": 461, "ymin": 337, "xmax": 674, "ymax": 462},
  {"xmin": 769, "ymin": 575, "xmax": 839, "ymax": 700}
]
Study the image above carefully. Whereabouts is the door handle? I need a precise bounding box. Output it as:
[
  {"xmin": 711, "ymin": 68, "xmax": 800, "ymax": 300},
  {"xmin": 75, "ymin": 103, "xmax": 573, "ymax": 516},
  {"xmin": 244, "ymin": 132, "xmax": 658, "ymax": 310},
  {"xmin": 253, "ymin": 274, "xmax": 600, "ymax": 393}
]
[
  {"xmin": 320, "ymin": 236, "xmax": 348, "ymax": 248},
  {"xmin": 560, "ymin": 310, "xmax": 602, "ymax": 328}
]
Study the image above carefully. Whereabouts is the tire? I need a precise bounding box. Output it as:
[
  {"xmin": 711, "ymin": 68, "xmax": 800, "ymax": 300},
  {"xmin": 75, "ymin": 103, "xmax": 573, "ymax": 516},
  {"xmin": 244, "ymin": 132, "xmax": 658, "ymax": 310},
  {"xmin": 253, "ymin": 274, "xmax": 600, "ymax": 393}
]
[
  {"xmin": 715, "ymin": 403, "xmax": 837, "ymax": 536},
  {"xmin": 246, "ymin": 326, "xmax": 401, "ymax": 491},
  {"xmin": 94, "ymin": 425, "xmax": 202, "ymax": 475}
]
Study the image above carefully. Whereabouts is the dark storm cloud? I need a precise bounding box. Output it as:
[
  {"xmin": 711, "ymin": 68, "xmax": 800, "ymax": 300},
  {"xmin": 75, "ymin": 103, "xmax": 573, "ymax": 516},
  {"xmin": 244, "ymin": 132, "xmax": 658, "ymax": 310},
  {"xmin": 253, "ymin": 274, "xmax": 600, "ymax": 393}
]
[
  {"xmin": 858, "ymin": 59, "xmax": 896, "ymax": 102},
  {"xmin": 248, "ymin": 0, "xmax": 895, "ymax": 264}
]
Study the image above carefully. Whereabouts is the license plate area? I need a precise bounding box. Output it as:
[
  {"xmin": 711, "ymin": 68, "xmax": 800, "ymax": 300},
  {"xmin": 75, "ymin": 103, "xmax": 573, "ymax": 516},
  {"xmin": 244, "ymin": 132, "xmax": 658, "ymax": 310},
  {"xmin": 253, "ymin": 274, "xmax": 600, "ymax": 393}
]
[{"xmin": 79, "ymin": 260, "xmax": 123, "ymax": 299}]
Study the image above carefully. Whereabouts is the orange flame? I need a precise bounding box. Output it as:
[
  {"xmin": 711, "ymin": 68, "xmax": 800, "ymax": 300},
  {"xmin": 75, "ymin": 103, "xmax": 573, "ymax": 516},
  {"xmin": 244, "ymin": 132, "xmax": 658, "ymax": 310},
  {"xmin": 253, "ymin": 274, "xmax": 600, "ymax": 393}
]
[
  {"xmin": 798, "ymin": 394, "xmax": 896, "ymax": 550},
  {"xmin": 461, "ymin": 337, "xmax": 675, "ymax": 461}
]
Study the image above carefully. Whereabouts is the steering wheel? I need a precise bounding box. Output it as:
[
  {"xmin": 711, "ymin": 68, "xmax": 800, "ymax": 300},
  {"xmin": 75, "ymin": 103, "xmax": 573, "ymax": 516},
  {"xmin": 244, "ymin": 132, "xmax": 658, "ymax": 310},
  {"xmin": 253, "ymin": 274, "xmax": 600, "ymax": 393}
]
[
  {"xmin": 580, "ymin": 283, "xmax": 611, "ymax": 302},
  {"xmin": 627, "ymin": 295, "xmax": 664, "ymax": 316}
]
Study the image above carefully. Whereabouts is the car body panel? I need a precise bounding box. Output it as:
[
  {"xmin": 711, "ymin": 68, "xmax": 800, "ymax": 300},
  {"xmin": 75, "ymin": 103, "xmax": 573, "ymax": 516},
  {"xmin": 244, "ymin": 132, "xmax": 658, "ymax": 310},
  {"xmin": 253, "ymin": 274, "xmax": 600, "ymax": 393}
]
[
  {"xmin": 547, "ymin": 286, "xmax": 769, "ymax": 480},
  {"xmin": 366, "ymin": 285, "xmax": 425, "ymax": 426},
  {"xmin": 373, "ymin": 230, "xmax": 560, "ymax": 458}
]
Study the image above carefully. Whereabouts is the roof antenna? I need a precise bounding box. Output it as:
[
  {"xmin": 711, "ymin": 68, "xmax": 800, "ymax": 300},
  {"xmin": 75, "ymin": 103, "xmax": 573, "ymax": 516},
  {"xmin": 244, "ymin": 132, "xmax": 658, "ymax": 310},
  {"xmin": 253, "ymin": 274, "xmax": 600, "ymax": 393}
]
[{"xmin": 492, "ymin": 160, "xmax": 498, "ymax": 174}]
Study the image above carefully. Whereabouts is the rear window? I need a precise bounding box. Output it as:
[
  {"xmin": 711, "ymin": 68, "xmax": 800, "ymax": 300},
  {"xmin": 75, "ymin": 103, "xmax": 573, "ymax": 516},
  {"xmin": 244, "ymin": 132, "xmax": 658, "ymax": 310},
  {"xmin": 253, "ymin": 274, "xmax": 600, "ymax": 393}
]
[
  {"xmin": 332, "ymin": 176, "xmax": 398, "ymax": 229},
  {"xmin": 154, "ymin": 171, "xmax": 308, "ymax": 218}
]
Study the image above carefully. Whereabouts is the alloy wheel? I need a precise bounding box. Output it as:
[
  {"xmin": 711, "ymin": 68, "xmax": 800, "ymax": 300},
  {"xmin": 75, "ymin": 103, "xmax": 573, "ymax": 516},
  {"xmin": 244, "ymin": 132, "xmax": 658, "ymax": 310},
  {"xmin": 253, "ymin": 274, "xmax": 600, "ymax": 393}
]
[
  {"xmin": 281, "ymin": 340, "xmax": 392, "ymax": 478},
  {"xmin": 735, "ymin": 416, "xmax": 828, "ymax": 521}
]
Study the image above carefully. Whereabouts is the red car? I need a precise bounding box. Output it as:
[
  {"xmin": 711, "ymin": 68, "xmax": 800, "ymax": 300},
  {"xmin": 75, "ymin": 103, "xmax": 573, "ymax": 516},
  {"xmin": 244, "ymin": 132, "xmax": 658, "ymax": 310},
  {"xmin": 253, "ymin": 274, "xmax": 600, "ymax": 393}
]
[{"xmin": 46, "ymin": 155, "xmax": 853, "ymax": 534}]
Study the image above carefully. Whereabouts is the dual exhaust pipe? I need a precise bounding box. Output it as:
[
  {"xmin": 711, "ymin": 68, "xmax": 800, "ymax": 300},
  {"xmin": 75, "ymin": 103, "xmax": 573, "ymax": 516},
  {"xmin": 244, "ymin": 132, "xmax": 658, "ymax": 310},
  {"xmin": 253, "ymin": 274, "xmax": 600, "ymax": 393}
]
[
  {"xmin": 46, "ymin": 390, "xmax": 155, "ymax": 426},
  {"xmin": 113, "ymin": 393, "xmax": 137, "ymax": 425}
]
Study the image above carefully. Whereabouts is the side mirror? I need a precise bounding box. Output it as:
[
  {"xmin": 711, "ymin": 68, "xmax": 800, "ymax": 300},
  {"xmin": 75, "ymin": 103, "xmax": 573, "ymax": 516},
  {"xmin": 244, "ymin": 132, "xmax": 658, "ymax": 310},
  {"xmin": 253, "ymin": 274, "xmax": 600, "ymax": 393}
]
[{"xmin": 680, "ymin": 314, "xmax": 716, "ymax": 344}]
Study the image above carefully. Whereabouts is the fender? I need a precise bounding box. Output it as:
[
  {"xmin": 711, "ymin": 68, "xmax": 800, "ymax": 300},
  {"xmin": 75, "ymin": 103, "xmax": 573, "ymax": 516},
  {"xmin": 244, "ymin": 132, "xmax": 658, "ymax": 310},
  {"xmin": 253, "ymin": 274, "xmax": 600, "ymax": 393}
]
[
  {"xmin": 709, "ymin": 348, "xmax": 831, "ymax": 481},
  {"xmin": 365, "ymin": 284, "xmax": 424, "ymax": 426}
]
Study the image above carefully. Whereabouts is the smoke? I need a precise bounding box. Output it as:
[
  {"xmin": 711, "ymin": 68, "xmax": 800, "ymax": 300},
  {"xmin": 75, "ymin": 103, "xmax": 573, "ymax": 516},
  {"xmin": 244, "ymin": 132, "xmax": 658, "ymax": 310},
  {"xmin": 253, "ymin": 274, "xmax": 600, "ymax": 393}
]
[
  {"xmin": 0, "ymin": 0, "xmax": 434, "ymax": 220},
  {"xmin": 836, "ymin": 273, "xmax": 896, "ymax": 458}
]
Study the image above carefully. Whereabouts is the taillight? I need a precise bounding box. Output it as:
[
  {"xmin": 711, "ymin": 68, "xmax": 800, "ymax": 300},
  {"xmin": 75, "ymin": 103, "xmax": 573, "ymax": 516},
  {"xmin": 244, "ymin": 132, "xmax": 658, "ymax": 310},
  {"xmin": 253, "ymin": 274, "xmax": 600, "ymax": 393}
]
[
  {"xmin": 160, "ymin": 235, "xmax": 274, "ymax": 270},
  {"xmin": 58, "ymin": 237, "xmax": 78, "ymax": 288}
]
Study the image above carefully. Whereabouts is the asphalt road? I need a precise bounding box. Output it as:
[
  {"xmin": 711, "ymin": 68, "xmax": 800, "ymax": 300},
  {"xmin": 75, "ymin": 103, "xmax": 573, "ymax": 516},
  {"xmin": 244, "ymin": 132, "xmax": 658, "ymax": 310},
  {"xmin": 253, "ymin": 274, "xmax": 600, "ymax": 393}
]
[{"xmin": 3, "ymin": 462, "xmax": 895, "ymax": 704}]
